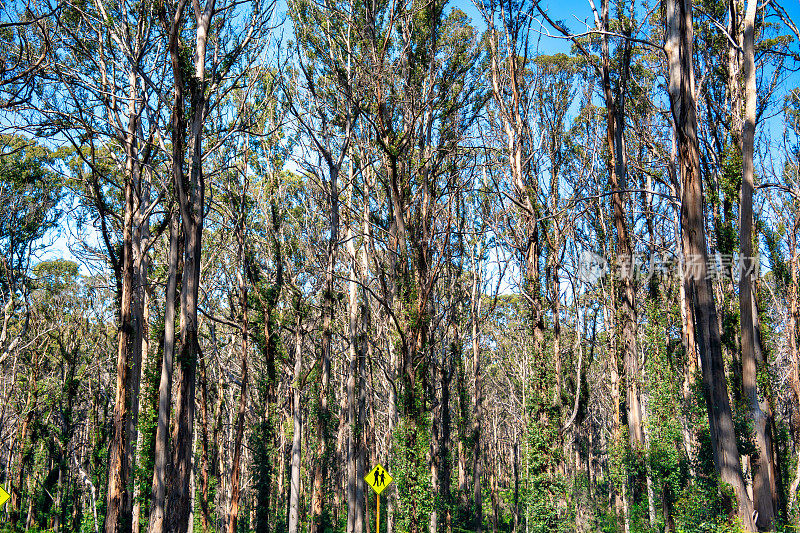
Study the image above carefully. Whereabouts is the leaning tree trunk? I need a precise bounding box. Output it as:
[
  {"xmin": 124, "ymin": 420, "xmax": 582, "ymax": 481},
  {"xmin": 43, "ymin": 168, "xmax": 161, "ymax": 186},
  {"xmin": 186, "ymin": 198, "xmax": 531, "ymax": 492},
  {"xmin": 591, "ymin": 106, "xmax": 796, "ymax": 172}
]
[{"xmin": 664, "ymin": 0, "xmax": 756, "ymax": 528}]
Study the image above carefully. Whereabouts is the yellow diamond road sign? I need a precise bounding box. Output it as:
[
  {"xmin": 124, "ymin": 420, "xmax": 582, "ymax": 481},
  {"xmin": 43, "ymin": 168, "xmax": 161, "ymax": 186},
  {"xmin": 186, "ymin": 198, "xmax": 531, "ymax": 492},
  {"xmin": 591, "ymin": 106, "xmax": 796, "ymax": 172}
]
[
  {"xmin": 365, "ymin": 464, "xmax": 392, "ymax": 495},
  {"xmin": 0, "ymin": 486, "xmax": 9, "ymax": 506}
]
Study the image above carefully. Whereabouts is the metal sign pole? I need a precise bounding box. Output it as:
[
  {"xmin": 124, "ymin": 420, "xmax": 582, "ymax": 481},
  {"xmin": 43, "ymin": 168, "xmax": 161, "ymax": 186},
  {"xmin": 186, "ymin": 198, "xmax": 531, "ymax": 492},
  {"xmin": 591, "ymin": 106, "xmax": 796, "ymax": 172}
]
[{"xmin": 376, "ymin": 492, "xmax": 380, "ymax": 533}]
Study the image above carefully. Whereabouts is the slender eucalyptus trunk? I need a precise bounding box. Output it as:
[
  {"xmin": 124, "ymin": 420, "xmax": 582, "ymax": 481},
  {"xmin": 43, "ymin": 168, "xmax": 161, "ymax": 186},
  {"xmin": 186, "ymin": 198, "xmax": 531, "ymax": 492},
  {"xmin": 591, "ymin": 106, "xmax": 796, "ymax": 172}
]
[
  {"xmin": 288, "ymin": 303, "xmax": 304, "ymax": 533},
  {"xmin": 739, "ymin": 1, "xmax": 778, "ymax": 527},
  {"xmin": 346, "ymin": 167, "xmax": 365, "ymax": 533},
  {"xmin": 311, "ymin": 160, "xmax": 339, "ymax": 533},
  {"xmin": 149, "ymin": 4, "xmax": 187, "ymax": 533},
  {"xmin": 790, "ymin": 232, "xmax": 800, "ymax": 516},
  {"xmin": 227, "ymin": 337, "xmax": 248, "ymax": 533},
  {"xmin": 10, "ymin": 369, "xmax": 36, "ymax": 528},
  {"xmin": 227, "ymin": 150, "xmax": 251, "ymax": 533},
  {"xmin": 471, "ymin": 270, "xmax": 483, "ymax": 533},
  {"xmin": 198, "ymin": 356, "xmax": 212, "ymax": 533},
  {"xmin": 147, "ymin": 211, "xmax": 181, "ymax": 533},
  {"xmin": 166, "ymin": 3, "xmax": 214, "ymax": 530},
  {"xmin": 105, "ymin": 83, "xmax": 139, "ymax": 533}
]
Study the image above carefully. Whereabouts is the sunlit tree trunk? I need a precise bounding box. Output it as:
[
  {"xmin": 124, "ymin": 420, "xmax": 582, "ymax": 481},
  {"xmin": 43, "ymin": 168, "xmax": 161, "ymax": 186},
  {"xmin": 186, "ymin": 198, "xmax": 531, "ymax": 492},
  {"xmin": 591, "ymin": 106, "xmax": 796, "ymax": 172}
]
[
  {"xmin": 105, "ymin": 74, "xmax": 139, "ymax": 533},
  {"xmin": 739, "ymin": 0, "xmax": 778, "ymax": 527},
  {"xmin": 288, "ymin": 301, "xmax": 304, "ymax": 533}
]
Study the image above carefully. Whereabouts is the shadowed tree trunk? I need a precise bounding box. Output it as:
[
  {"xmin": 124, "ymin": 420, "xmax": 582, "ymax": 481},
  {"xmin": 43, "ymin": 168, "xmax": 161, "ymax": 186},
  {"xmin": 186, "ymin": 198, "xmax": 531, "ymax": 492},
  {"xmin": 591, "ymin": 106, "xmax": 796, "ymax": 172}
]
[
  {"xmin": 166, "ymin": 0, "xmax": 214, "ymax": 530},
  {"xmin": 147, "ymin": 206, "xmax": 181, "ymax": 533},
  {"xmin": 664, "ymin": 0, "xmax": 756, "ymax": 528}
]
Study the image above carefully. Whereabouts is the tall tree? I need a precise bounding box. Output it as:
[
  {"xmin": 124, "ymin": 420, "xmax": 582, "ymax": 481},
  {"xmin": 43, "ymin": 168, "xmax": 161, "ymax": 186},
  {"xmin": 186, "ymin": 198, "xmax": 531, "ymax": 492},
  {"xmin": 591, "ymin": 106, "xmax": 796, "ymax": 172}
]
[{"xmin": 663, "ymin": 0, "xmax": 756, "ymax": 527}]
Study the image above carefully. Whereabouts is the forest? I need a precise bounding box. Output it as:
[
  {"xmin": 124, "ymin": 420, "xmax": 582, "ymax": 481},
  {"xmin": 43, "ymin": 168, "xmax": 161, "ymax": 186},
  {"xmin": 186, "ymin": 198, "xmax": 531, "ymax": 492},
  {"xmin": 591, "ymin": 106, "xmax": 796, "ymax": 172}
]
[{"xmin": 1, "ymin": 0, "xmax": 800, "ymax": 531}]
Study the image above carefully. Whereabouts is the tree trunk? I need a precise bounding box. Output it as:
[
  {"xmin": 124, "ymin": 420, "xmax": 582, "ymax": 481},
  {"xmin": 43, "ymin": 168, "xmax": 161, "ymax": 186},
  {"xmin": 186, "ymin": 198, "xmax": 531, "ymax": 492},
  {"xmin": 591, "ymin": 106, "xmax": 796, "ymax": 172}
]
[
  {"xmin": 789, "ymin": 231, "xmax": 800, "ymax": 516},
  {"xmin": 439, "ymin": 337, "xmax": 453, "ymax": 533},
  {"xmin": 288, "ymin": 304, "xmax": 304, "ymax": 533},
  {"xmin": 147, "ymin": 208, "xmax": 181, "ymax": 533},
  {"xmin": 198, "ymin": 356, "xmax": 212, "ymax": 533},
  {"xmin": 664, "ymin": 0, "xmax": 756, "ymax": 527},
  {"xmin": 10, "ymin": 370, "xmax": 36, "ymax": 528},
  {"xmin": 311, "ymin": 161, "xmax": 339, "ymax": 533},
  {"xmin": 105, "ymin": 91, "xmax": 138, "ymax": 533},
  {"xmin": 150, "ymin": 4, "xmax": 187, "ymax": 532},
  {"xmin": 131, "ymin": 155, "xmax": 153, "ymax": 533},
  {"xmin": 739, "ymin": 1, "xmax": 778, "ymax": 527},
  {"xmin": 471, "ymin": 269, "xmax": 483, "ymax": 533},
  {"xmin": 227, "ymin": 345, "xmax": 248, "ymax": 533},
  {"xmin": 227, "ymin": 161, "xmax": 251, "ymax": 533},
  {"xmin": 166, "ymin": 2, "xmax": 213, "ymax": 530},
  {"xmin": 512, "ymin": 439, "xmax": 519, "ymax": 533},
  {"xmin": 597, "ymin": 0, "xmax": 643, "ymax": 456},
  {"xmin": 346, "ymin": 168, "xmax": 364, "ymax": 533}
]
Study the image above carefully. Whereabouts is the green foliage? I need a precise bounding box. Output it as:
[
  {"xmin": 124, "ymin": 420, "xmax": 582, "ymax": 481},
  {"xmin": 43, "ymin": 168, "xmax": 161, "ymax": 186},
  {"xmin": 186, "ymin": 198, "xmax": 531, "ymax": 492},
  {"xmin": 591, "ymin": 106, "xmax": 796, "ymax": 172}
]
[
  {"xmin": 393, "ymin": 417, "xmax": 433, "ymax": 532},
  {"xmin": 522, "ymin": 390, "xmax": 570, "ymax": 530},
  {"xmin": 711, "ymin": 143, "xmax": 743, "ymax": 258},
  {"xmin": 0, "ymin": 135, "xmax": 63, "ymax": 292},
  {"xmin": 134, "ymin": 345, "xmax": 163, "ymax": 530},
  {"xmin": 0, "ymin": 135, "xmax": 62, "ymax": 236},
  {"xmin": 251, "ymin": 407, "xmax": 279, "ymax": 530},
  {"xmin": 673, "ymin": 482, "xmax": 741, "ymax": 533}
]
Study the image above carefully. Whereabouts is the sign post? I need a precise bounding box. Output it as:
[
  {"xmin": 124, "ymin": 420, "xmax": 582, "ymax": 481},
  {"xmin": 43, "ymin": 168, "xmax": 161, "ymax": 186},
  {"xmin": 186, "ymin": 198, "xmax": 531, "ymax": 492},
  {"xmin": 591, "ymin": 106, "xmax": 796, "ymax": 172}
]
[{"xmin": 365, "ymin": 464, "xmax": 392, "ymax": 533}]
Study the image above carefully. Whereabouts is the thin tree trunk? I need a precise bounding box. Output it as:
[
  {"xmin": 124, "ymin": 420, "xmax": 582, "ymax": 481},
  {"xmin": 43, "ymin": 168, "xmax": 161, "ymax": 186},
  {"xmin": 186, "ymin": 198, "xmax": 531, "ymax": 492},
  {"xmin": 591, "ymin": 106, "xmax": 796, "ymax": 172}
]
[
  {"xmin": 227, "ymin": 149, "xmax": 251, "ymax": 533},
  {"xmin": 105, "ymin": 88, "xmax": 139, "ymax": 533},
  {"xmin": 597, "ymin": 0, "xmax": 644, "ymax": 457},
  {"xmin": 288, "ymin": 304, "xmax": 304, "ymax": 533},
  {"xmin": 227, "ymin": 342, "xmax": 248, "ymax": 533},
  {"xmin": 358, "ymin": 165, "xmax": 372, "ymax": 533},
  {"xmin": 132, "ymin": 163, "xmax": 152, "ymax": 533},
  {"xmin": 346, "ymin": 166, "xmax": 364, "ymax": 533},
  {"xmin": 198, "ymin": 356, "xmax": 212, "ymax": 533},
  {"xmin": 740, "ymin": 1, "xmax": 778, "ymax": 527},
  {"xmin": 440, "ymin": 336, "xmax": 453, "ymax": 533},
  {"xmin": 789, "ymin": 232, "xmax": 800, "ymax": 516},
  {"xmin": 10, "ymin": 370, "xmax": 36, "ymax": 528},
  {"xmin": 512, "ymin": 439, "xmax": 519, "ymax": 533},
  {"xmin": 150, "ymin": 3, "xmax": 188, "ymax": 533},
  {"xmin": 311, "ymin": 162, "xmax": 339, "ymax": 533},
  {"xmin": 471, "ymin": 268, "xmax": 483, "ymax": 533},
  {"xmin": 147, "ymin": 208, "xmax": 180, "ymax": 533}
]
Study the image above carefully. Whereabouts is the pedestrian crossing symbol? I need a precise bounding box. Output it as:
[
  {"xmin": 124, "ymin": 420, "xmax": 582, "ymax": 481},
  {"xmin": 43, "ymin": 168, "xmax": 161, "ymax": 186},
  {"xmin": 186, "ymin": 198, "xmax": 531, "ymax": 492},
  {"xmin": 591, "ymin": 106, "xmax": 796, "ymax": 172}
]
[{"xmin": 365, "ymin": 464, "xmax": 392, "ymax": 495}]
